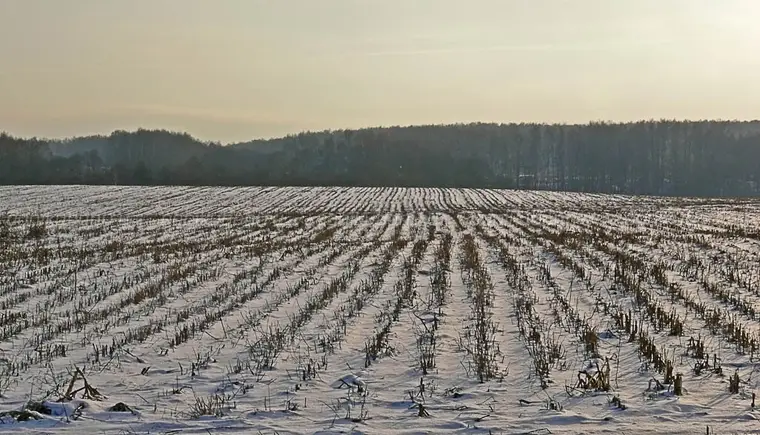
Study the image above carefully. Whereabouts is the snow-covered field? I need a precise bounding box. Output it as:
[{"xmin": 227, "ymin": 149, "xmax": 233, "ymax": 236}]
[{"xmin": 1, "ymin": 186, "xmax": 760, "ymax": 434}]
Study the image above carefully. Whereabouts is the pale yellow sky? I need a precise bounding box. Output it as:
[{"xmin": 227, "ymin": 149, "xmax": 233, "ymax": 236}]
[{"xmin": 1, "ymin": 0, "xmax": 759, "ymax": 142}]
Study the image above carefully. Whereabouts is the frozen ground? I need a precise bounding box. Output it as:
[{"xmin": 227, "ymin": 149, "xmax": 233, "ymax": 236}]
[{"xmin": 0, "ymin": 186, "xmax": 760, "ymax": 434}]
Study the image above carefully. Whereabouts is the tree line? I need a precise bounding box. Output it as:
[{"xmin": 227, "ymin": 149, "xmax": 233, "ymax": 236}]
[{"xmin": 1, "ymin": 120, "xmax": 759, "ymax": 197}]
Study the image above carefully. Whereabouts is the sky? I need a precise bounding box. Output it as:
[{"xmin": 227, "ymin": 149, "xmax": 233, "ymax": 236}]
[{"xmin": 1, "ymin": 0, "xmax": 759, "ymax": 143}]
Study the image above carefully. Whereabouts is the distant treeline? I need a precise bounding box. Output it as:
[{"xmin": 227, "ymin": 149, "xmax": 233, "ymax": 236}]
[{"xmin": 2, "ymin": 120, "xmax": 759, "ymax": 197}]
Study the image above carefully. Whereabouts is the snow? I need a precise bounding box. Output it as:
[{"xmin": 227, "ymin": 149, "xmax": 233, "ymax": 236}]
[{"xmin": 0, "ymin": 186, "xmax": 759, "ymax": 434}]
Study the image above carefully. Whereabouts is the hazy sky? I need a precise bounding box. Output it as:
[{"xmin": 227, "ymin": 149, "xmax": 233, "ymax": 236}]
[{"xmin": 1, "ymin": 0, "xmax": 759, "ymax": 142}]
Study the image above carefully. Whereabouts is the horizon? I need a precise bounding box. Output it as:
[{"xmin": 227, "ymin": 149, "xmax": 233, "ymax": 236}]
[
  {"xmin": 2, "ymin": 0, "xmax": 760, "ymax": 142},
  {"xmin": 4, "ymin": 117, "xmax": 760, "ymax": 145}
]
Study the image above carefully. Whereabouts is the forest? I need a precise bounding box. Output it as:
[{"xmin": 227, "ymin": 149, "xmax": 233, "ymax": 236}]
[{"xmin": 1, "ymin": 120, "xmax": 759, "ymax": 197}]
